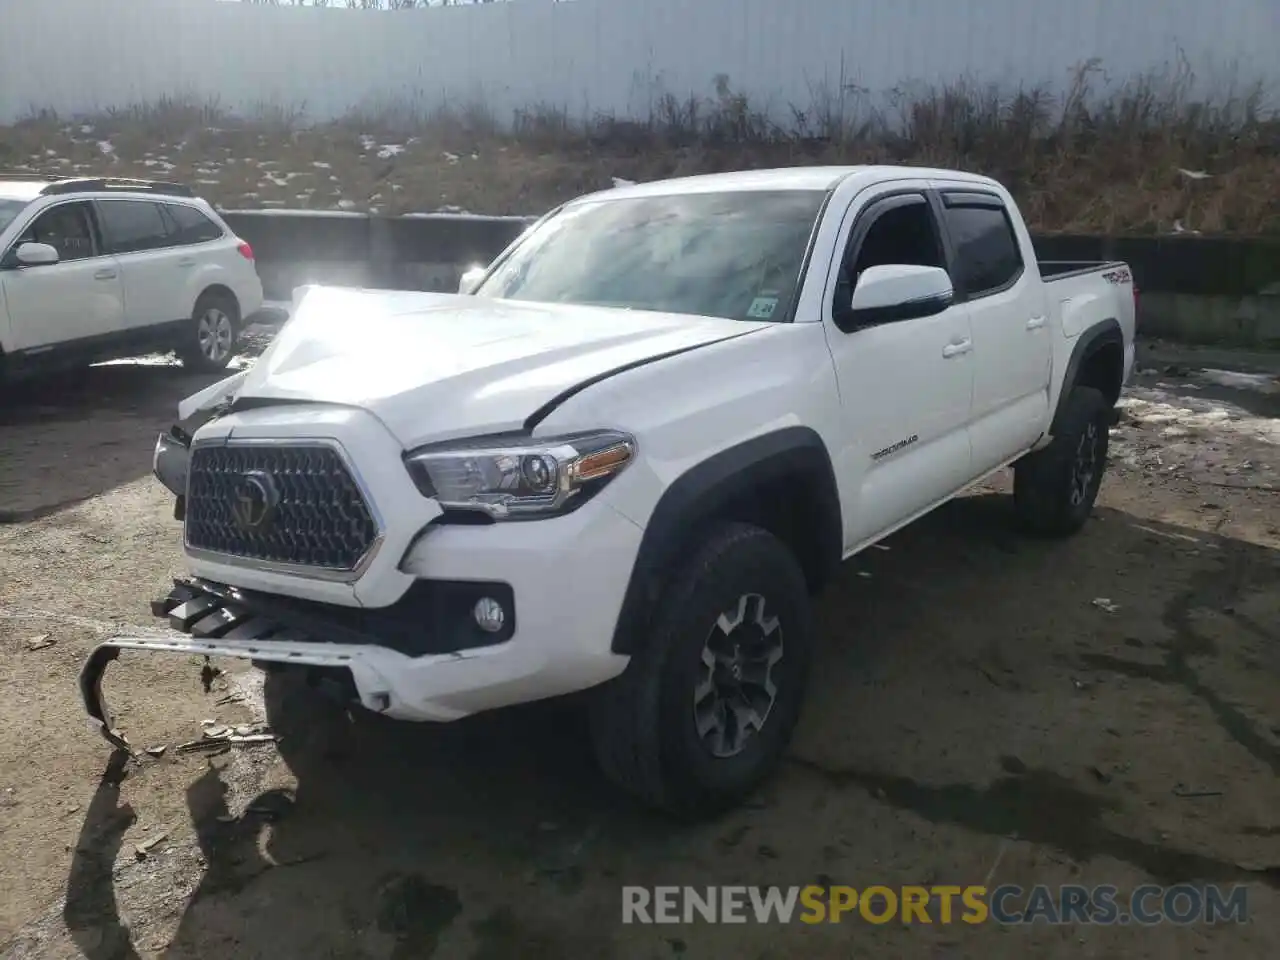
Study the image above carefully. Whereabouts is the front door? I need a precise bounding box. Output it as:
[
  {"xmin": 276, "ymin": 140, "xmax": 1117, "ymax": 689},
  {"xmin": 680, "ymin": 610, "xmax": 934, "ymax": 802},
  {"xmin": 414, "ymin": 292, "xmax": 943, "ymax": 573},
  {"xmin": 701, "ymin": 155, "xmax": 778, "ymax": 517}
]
[
  {"xmin": 1, "ymin": 200, "xmax": 124, "ymax": 354},
  {"xmin": 821, "ymin": 188, "xmax": 975, "ymax": 551}
]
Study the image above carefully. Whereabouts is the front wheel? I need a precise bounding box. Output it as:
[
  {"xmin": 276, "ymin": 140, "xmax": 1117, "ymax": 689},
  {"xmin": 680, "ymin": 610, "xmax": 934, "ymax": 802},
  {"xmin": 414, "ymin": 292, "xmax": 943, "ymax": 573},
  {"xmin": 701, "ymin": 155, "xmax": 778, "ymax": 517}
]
[
  {"xmin": 588, "ymin": 522, "xmax": 814, "ymax": 819},
  {"xmin": 1013, "ymin": 385, "xmax": 1111, "ymax": 537},
  {"xmin": 178, "ymin": 292, "xmax": 239, "ymax": 372}
]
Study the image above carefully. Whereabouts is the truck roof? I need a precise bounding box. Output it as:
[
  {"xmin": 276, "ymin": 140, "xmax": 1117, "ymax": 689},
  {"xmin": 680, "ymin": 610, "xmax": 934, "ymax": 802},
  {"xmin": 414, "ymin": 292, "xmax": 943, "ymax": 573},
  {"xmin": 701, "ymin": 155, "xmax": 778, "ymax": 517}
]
[{"xmin": 578, "ymin": 165, "xmax": 1000, "ymax": 203}]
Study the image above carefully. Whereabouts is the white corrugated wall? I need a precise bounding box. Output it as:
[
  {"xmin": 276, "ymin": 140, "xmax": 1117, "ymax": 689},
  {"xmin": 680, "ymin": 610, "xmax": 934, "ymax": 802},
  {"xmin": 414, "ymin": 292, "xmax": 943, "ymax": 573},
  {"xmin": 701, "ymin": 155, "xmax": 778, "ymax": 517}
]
[{"xmin": 0, "ymin": 0, "xmax": 1275, "ymax": 122}]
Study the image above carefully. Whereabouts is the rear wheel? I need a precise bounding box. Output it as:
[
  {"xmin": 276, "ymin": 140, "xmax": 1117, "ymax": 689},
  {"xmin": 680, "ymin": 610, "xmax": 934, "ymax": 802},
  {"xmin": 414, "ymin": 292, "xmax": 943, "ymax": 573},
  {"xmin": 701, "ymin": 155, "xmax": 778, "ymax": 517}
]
[
  {"xmin": 588, "ymin": 522, "xmax": 813, "ymax": 819},
  {"xmin": 1013, "ymin": 385, "xmax": 1111, "ymax": 537},
  {"xmin": 179, "ymin": 292, "xmax": 239, "ymax": 372}
]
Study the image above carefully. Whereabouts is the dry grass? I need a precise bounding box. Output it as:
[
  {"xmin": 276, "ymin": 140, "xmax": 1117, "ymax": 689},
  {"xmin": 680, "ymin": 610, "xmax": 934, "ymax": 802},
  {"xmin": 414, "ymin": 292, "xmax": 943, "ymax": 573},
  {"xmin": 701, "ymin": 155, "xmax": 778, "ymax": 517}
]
[{"xmin": 1, "ymin": 60, "xmax": 1276, "ymax": 234}]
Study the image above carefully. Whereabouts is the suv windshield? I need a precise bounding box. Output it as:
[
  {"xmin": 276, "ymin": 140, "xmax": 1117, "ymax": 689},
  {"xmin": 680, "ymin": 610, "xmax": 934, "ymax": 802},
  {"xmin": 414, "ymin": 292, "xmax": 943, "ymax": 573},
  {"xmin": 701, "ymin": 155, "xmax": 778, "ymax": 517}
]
[
  {"xmin": 0, "ymin": 198, "xmax": 31, "ymax": 235},
  {"xmin": 476, "ymin": 190, "xmax": 826, "ymax": 322}
]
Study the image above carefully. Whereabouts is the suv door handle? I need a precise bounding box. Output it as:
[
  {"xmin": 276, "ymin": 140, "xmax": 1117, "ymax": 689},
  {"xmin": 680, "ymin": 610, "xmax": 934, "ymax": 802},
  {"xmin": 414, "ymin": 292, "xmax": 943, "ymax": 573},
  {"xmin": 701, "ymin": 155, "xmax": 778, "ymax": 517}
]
[
  {"xmin": 177, "ymin": 256, "xmax": 196, "ymax": 267},
  {"xmin": 1026, "ymin": 315, "xmax": 1047, "ymax": 330},
  {"xmin": 942, "ymin": 338, "xmax": 972, "ymax": 358},
  {"xmin": 93, "ymin": 268, "xmax": 117, "ymax": 281}
]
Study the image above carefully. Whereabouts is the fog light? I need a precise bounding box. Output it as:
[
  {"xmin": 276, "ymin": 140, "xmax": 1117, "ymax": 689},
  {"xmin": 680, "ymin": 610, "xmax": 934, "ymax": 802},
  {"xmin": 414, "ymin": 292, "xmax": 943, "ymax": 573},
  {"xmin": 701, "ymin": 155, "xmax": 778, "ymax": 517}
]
[{"xmin": 473, "ymin": 596, "xmax": 506, "ymax": 633}]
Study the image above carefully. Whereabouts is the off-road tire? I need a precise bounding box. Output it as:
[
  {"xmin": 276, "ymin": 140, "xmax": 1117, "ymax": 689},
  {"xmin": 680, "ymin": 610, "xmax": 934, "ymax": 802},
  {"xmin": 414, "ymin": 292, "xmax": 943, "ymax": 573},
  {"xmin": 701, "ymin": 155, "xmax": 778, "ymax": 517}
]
[
  {"xmin": 1013, "ymin": 385, "xmax": 1111, "ymax": 537},
  {"xmin": 178, "ymin": 291, "xmax": 240, "ymax": 373},
  {"xmin": 588, "ymin": 522, "xmax": 814, "ymax": 820}
]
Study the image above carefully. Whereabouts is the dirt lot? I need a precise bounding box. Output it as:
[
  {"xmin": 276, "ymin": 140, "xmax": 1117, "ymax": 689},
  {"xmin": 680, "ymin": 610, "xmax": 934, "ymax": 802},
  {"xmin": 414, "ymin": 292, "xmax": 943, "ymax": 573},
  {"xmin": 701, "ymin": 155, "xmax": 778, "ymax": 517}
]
[{"xmin": 1, "ymin": 344, "xmax": 1279, "ymax": 959}]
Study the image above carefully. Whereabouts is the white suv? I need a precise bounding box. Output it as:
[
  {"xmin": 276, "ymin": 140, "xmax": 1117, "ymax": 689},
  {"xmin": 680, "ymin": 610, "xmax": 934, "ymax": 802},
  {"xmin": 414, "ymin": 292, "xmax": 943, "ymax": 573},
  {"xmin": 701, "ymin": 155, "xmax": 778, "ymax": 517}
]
[{"xmin": 0, "ymin": 176, "xmax": 264, "ymax": 380}]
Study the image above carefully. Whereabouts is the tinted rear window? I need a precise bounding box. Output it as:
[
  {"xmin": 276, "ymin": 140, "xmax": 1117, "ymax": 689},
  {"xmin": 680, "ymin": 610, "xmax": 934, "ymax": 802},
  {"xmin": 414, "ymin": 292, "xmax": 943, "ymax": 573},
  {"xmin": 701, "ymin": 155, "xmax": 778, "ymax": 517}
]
[
  {"xmin": 97, "ymin": 199, "xmax": 171, "ymax": 254},
  {"xmin": 942, "ymin": 203, "xmax": 1024, "ymax": 297}
]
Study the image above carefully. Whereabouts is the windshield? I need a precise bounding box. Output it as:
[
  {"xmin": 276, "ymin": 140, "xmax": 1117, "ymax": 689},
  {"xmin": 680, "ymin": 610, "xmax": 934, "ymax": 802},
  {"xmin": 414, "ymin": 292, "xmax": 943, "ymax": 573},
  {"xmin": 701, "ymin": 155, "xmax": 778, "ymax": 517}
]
[
  {"xmin": 476, "ymin": 190, "xmax": 826, "ymax": 322},
  {"xmin": 0, "ymin": 199, "xmax": 31, "ymax": 235}
]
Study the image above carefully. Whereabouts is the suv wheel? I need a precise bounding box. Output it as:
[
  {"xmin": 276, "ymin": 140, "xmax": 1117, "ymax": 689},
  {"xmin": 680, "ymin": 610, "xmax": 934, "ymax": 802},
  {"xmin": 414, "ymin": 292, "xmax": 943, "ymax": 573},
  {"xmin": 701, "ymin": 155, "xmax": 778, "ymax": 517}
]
[
  {"xmin": 589, "ymin": 522, "xmax": 813, "ymax": 819},
  {"xmin": 1013, "ymin": 385, "xmax": 1111, "ymax": 537},
  {"xmin": 179, "ymin": 292, "xmax": 239, "ymax": 372}
]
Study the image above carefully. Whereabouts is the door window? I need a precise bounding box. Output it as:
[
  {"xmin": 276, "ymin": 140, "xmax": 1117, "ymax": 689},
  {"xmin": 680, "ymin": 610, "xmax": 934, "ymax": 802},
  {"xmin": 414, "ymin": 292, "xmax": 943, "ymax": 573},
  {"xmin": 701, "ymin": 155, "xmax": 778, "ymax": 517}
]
[
  {"xmin": 17, "ymin": 202, "xmax": 99, "ymax": 262},
  {"xmin": 833, "ymin": 195, "xmax": 945, "ymax": 327},
  {"xmin": 97, "ymin": 200, "xmax": 172, "ymax": 254},
  {"xmin": 941, "ymin": 201, "xmax": 1023, "ymax": 298}
]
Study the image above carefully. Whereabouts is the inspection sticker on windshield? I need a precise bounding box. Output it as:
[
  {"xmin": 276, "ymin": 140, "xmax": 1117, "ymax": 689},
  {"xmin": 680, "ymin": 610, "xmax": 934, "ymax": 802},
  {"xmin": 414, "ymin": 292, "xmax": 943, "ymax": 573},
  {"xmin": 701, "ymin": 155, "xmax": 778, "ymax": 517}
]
[{"xmin": 747, "ymin": 296, "xmax": 779, "ymax": 319}]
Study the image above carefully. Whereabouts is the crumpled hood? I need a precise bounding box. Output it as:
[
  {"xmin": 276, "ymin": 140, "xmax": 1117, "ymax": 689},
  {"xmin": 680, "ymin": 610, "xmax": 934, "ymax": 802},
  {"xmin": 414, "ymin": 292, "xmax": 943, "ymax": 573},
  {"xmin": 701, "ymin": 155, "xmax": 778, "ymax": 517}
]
[{"xmin": 232, "ymin": 286, "xmax": 761, "ymax": 446}]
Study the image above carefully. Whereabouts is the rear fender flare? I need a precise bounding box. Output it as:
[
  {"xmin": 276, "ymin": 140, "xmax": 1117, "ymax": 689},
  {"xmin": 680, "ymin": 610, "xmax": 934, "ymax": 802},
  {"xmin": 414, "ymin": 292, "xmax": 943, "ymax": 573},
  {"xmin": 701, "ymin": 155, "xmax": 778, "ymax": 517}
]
[{"xmin": 1050, "ymin": 317, "xmax": 1122, "ymax": 435}]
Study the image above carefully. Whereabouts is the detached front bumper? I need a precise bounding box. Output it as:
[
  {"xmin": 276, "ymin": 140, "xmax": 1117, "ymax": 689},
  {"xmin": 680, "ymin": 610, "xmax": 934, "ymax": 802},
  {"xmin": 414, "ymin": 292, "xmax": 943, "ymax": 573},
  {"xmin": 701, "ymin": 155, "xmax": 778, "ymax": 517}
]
[{"xmin": 80, "ymin": 562, "xmax": 634, "ymax": 750}]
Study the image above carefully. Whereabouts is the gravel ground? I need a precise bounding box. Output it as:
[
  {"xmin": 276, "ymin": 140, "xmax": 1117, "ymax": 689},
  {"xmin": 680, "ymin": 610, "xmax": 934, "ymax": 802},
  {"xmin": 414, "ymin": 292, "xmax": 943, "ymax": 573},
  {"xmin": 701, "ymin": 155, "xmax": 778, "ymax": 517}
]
[{"xmin": 0, "ymin": 341, "xmax": 1278, "ymax": 959}]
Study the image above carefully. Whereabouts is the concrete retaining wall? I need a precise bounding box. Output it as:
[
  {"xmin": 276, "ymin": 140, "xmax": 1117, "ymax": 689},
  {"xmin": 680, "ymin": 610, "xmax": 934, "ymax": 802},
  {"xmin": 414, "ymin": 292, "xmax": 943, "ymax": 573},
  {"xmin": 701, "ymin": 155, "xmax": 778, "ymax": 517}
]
[{"xmin": 221, "ymin": 211, "xmax": 1280, "ymax": 348}]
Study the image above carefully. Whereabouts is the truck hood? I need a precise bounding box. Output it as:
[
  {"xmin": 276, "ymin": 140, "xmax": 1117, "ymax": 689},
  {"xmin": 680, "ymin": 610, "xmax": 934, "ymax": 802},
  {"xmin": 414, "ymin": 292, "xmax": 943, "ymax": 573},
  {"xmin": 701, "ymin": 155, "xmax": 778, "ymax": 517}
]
[{"xmin": 231, "ymin": 286, "xmax": 761, "ymax": 446}]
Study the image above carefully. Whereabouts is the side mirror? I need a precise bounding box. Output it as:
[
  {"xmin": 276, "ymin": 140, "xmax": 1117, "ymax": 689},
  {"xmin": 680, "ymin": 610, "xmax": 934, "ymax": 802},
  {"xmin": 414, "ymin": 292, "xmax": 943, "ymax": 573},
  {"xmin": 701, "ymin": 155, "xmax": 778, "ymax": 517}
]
[
  {"xmin": 14, "ymin": 241, "xmax": 60, "ymax": 267},
  {"xmin": 458, "ymin": 265, "xmax": 487, "ymax": 295},
  {"xmin": 847, "ymin": 264, "xmax": 953, "ymax": 328}
]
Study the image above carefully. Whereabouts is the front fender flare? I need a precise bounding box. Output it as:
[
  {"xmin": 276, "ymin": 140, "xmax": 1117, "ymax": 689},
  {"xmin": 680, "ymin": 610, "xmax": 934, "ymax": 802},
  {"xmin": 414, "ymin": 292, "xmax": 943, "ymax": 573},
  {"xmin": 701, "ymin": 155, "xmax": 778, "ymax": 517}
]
[{"xmin": 610, "ymin": 426, "xmax": 841, "ymax": 655}]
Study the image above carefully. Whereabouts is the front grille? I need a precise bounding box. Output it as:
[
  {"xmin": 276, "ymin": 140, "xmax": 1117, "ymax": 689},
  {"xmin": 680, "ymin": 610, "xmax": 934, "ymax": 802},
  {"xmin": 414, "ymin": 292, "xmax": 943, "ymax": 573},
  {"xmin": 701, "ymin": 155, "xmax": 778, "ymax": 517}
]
[{"xmin": 184, "ymin": 443, "xmax": 378, "ymax": 572}]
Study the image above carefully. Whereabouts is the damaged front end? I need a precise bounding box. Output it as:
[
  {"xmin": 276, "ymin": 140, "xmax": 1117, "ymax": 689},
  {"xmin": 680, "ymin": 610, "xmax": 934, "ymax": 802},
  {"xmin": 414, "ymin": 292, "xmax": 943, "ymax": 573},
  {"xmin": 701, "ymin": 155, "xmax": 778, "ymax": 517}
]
[{"xmin": 78, "ymin": 579, "xmax": 367, "ymax": 754}]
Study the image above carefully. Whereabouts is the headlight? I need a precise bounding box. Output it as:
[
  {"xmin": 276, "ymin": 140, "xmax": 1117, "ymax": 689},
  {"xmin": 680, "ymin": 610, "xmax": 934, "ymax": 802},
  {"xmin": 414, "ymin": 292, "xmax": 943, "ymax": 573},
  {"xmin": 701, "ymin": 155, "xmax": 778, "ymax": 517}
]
[
  {"xmin": 405, "ymin": 430, "xmax": 636, "ymax": 520},
  {"xmin": 153, "ymin": 430, "xmax": 190, "ymax": 497}
]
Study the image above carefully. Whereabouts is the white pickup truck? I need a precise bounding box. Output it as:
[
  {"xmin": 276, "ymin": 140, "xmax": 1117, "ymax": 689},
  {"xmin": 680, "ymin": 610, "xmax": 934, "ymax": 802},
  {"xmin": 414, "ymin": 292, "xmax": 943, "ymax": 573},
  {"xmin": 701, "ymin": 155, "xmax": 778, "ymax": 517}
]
[{"xmin": 81, "ymin": 165, "xmax": 1136, "ymax": 817}]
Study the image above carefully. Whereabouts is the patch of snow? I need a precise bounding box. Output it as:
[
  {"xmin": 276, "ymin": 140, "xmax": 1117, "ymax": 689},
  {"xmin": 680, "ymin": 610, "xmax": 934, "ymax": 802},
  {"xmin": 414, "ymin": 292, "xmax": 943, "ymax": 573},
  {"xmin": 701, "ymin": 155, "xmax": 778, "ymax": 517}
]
[
  {"xmin": 312, "ymin": 161, "xmax": 332, "ymax": 170},
  {"xmin": 336, "ymin": 199, "xmax": 357, "ymax": 210},
  {"xmin": 376, "ymin": 144, "xmax": 404, "ymax": 159},
  {"xmin": 359, "ymin": 134, "xmax": 376, "ymax": 151},
  {"xmin": 1196, "ymin": 369, "xmax": 1279, "ymax": 395},
  {"xmin": 196, "ymin": 179, "xmax": 219, "ymax": 185},
  {"xmin": 96, "ymin": 140, "xmax": 115, "ymax": 155},
  {"xmin": 1178, "ymin": 168, "xmax": 1211, "ymax": 180},
  {"xmin": 1118, "ymin": 388, "xmax": 1280, "ymax": 445},
  {"xmin": 443, "ymin": 152, "xmax": 460, "ymax": 163},
  {"xmin": 79, "ymin": 123, "xmax": 95, "ymax": 134},
  {"xmin": 611, "ymin": 177, "xmax": 636, "ymax": 188},
  {"xmin": 44, "ymin": 149, "xmax": 58, "ymax": 157}
]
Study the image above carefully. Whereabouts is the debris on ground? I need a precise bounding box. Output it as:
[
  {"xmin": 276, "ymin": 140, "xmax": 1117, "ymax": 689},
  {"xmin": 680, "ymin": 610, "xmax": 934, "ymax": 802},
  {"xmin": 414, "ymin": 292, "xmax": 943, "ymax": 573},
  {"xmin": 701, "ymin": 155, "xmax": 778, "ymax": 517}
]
[
  {"xmin": 1091, "ymin": 598, "xmax": 1120, "ymax": 613},
  {"xmin": 26, "ymin": 634, "xmax": 55, "ymax": 650},
  {"xmin": 1172, "ymin": 783, "xmax": 1225, "ymax": 799},
  {"xmin": 134, "ymin": 833, "xmax": 168, "ymax": 860},
  {"xmin": 144, "ymin": 745, "xmax": 167, "ymax": 758}
]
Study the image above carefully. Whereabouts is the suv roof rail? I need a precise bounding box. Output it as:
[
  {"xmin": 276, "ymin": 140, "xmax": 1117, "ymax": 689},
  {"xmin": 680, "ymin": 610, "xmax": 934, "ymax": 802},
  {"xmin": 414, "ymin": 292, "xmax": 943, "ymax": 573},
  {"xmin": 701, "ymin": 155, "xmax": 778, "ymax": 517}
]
[{"xmin": 38, "ymin": 177, "xmax": 194, "ymax": 198}]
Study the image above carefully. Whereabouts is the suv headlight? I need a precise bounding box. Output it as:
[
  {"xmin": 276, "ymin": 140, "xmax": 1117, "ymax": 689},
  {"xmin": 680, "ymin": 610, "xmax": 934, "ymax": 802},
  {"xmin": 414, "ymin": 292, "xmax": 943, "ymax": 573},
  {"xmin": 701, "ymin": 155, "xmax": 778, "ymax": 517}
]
[{"xmin": 405, "ymin": 430, "xmax": 635, "ymax": 520}]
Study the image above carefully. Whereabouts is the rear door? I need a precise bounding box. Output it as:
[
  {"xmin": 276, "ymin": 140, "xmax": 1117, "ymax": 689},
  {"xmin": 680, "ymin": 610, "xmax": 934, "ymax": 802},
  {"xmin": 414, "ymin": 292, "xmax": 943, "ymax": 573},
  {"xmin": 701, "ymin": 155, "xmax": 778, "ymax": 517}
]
[
  {"xmin": 933, "ymin": 187, "xmax": 1051, "ymax": 471},
  {"xmin": 0, "ymin": 200, "xmax": 125, "ymax": 352},
  {"xmin": 820, "ymin": 185, "xmax": 976, "ymax": 550},
  {"xmin": 95, "ymin": 198, "xmax": 191, "ymax": 333}
]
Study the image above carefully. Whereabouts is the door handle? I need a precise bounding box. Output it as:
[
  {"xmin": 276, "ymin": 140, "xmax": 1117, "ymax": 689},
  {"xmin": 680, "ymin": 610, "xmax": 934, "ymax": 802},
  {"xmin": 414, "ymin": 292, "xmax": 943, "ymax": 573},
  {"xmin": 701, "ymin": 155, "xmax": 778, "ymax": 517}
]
[
  {"xmin": 942, "ymin": 338, "xmax": 972, "ymax": 358},
  {"xmin": 177, "ymin": 257, "xmax": 196, "ymax": 268},
  {"xmin": 93, "ymin": 268, "xmax": 117, "ymax": 281},
  {"xmin": 1026, "ymin": 315, "xmax": 1047, "ymax": 330}
]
